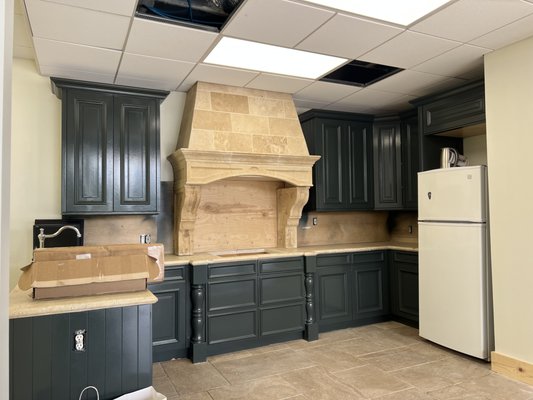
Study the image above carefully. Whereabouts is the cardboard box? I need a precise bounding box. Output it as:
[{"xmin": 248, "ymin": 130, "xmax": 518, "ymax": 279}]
[{"xmin": 18, "ymin": 244, "xmax": 165, "ymax": 300}]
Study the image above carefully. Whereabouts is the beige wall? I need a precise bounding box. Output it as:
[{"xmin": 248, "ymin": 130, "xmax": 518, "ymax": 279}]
[
  {"xmin": 10, "ymin": 58, "xmax": 61, "ymax": 288},
  {"xmin": 463, "ymin": 134, "xmax": 487, "ymax": 166},
  {"xmin": 9, "ymin": 59, "xmax": 186, "ymax": 289},
  {"xmin": 485, "ymin": 36, "xmax": 533, "ymax": 364}
]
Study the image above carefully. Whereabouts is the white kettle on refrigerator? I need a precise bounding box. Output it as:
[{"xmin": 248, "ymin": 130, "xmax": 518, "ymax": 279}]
[{"xmin": 440, "ymin": 147, "xmax": 468, "ymax": 168}]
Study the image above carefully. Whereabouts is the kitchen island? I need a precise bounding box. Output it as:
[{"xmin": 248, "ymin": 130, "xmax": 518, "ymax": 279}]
[
  {"xmin": 9, "ymin": 288, "xmax": 157, "ymax": 400},
  {"xmin": 152, "ymin": 241, "xmax": 418, "ymax": 363}
]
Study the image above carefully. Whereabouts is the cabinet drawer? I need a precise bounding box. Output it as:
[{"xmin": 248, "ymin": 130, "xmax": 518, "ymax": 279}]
[
  {"xmin": 352, "ymin": 251, "xmax": 385, "ymax": 264},
  {"xmin": 259, "ymin": 257, "xmax": 303, "ymax": 274},
  {"xmin": 260, "ymin": 274, "xmax": 304, "ymax": 305},
  {"xmin": 208, "ymin": 310, "xmax": 257, "ymax": 344},
  {"xmin": 208, "ymin": 262, "xmax": 256, "ymax": 279},
  {"xmin": 208, "ymin": 278, "xmax": 257, "ymax": 312},
  {"xmin": 163, "ymin": 266, "xmax": 187, "ymax": 281},
  {"xmin": 316, "ymin": 253, "xmax": 351, "ymax": 267},
  {"xmin": 393, "ymin": 251, "xmax": 418, "ymax": 264},
  {"xmin": 260, "ymin": 304, "xmax": 305, "ymax": 336}
]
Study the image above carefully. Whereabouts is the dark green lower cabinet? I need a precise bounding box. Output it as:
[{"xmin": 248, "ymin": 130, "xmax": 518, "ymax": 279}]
[
  {"xmin": 148, "ymin": 265, "xmax": 189, "ymax": 362},
  {"xmin": 9, "ymin": 305, "xmax": 152, "ymax": 400},
  {"xmin": 390, "ymin": 251, "xmax": 419, "ymax": 326},
  {"xmin": 316, "ymin": 251, "xmax": 390, "ymax": 332}
]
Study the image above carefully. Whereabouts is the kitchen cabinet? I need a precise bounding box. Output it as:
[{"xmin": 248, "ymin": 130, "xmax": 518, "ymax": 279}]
[
  {"xmin": 401, "ymin": 113, "xmax": 419, "ymax": 210},
  {"xmin": 10, "ymin": 305, "xmax": 152, "ymax": 400},
  {"xmin": 51, "ymin": 78, "xmax": 168, "ymax": 215},
  {"xmin": 148, "ymin": 265, "xmax": 189, "ymax": 362},
  {"xmin": 390, "ymin": 251, "xmax": 419, "ymax": 326},
  {"xmin": 200, "ymin": 257, "xmax": 306, "ymax": 357},
  {"xmin": 373, "ymin": 113, "xmax": 420, "ymax": 210},
  {"xmin": 373, "ymin": 118, "xmax": 402, "ymax": 209},
  {"xmin": 419, "ymin": 80, "xmax": 485, "ymax": 136},
  {"xmin": 316, "ymin": 251, "xmax": 389, "ymax": 331},
  {"xmin": 300, "ymin": 110, "xmax": 374, "ymax": 211}
]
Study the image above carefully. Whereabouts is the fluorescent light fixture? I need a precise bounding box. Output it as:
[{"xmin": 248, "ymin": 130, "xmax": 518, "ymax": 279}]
[
  {"xmin": 302, "ymin": 0, "xmax": 453, "ymax": 26},
  {"xmin": 204, "ymin": 37, "xmax": 348, "ymax": 79}
]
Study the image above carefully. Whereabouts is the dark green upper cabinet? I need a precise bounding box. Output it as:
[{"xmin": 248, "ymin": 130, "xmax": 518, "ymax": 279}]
[
  {"xmin": 52, "ymin": 78, "xmax": 168, "ymax": 215},
  {"xmin": 373, "ymin": 113, "xmax": 419, "ymax": 210},
  {"xmin": 400, "ymin": 113, "xmax": 419, "ymax": 210},
  {"xmin": 373, "ymin": 118, "xmax": 402, "ymax": 210},
  {"xmin": 419, "ymin": 81, "xmax": 485, "ymax": 136},
  {"xmin": 300, "ymin": 111, "xmax": 374, "ymax": 211}
]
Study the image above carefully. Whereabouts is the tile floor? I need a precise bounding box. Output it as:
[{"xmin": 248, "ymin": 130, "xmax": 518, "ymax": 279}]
[{"xmin": 153, "ymin": 321, "xmax": 533, "ymax": 400}]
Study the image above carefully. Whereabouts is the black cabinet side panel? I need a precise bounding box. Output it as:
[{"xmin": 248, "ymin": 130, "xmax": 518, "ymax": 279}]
[
  {"xmin": 104, "ymin": 308, "xmax": 123, "ymax": 399},
  {"xmin": 138, "ymin": 305, "xmax": 153, "ymax": 389},
  {"xmin": 69, "ymin": 312, "xmax": 88, "ymax": 400},
  {"xmin": 32, "ymin": 317, "xmax": 53, "ymax": 400},
  {"xmin": 11, "ymin": 318, "xmax": 33, "ymax": 400},
  {"xmin": 121, "ymin": 307, "xmax": 139, "ymax": 394},
  {"xmin": 401, "ymin": 115, "xmax": 420, "ymax": 209},
  {"xmin": 87, "ymin": 310, "xmax": 106, "ymax": 400}
]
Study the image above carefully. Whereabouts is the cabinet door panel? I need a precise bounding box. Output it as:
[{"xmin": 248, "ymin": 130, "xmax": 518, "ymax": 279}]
[
  {"xmin": 347, "ymin": 122, "xmax": 373, "ymax": 209},
  {"xmin": 391, "ymin": 251, "xmax": 419, "ymax": 323},
  {"xmin": 374, "ymin": 122, "xmax": 402, "ymax": 209},
  {"xmin": 317, "ymin": 266, "xmax": 352, "ymax": 325},
  {"xmin": 64, "ymin": 90, "xmax": 113, "ymax": 213},
  {"xmin": 353, "ymin": 253, "xmax": 389, "ymax": 320},
  {"xmin": 260, "ymin": 304, "xmax": 305, "ymax": 336},
  {"xmin": 317, "ymin": 120, "xmax": 344, "ymax": 209},
  {"xmin": 401, "ymin": 116, "xmax": 419, "ymax": 210},
  {"xmin": 208, "ymin": 310, "xmax": 258, "ymax": 344},
  {"xmin": 114, "ymin": 96, "xmax": 158, "ymax": 213}
]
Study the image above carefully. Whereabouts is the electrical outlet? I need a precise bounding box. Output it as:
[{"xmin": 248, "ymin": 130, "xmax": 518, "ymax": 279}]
[
  {"xmin": 312, "ymin": 217, "xmax": 318, "ymax": 226},
  {"xmin": 408, "ymin": 225, "xmax": 413, "ymax": 234},
  {"xmin": 74, "ymin": 329, "xmax": 86, "ymax": 352},
  {"xmin": 139, "ymin": 233, "xmax": 151, "ymax": 244}
]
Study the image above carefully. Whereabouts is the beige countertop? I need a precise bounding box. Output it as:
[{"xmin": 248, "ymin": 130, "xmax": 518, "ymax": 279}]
[
  {"xmin": 164, "ymin": 241, "xmax": 418, "ymax": 266},
  {"xmin": 9, "ymin": 286, "xmax": 158, "ymax": 319}
]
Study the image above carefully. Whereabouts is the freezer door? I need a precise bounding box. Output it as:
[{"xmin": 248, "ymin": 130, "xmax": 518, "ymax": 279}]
[
  {"xmin": 419, "ymin": 221, "xmax": 491, "ymax": 360},
  {"xmin": 418, "ymin": 166, "xmax": 487, "ymax": 223}
]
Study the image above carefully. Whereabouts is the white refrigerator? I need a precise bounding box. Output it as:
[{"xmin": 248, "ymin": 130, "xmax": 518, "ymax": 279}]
[{"xmin": 418, "ymin": 165, "xmax": 493, "ymax": 360}]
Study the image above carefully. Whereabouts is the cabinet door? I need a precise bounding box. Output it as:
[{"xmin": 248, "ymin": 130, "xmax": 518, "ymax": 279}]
[
  {"xmin": 114, "ymin": 96, "xmax": 159, "ymax": 213},
  {"xmin": 346, "ymin": 121, "xmax": 373, "ymax": 209},
  {"xmin": 401, "ymin": 115, "xmax": 419, "ymax": 210},
  {"xmin": 374, "ymin": 122, "xmax": 402, "ymax": 209},
  {"xmin": 390, "ymin": 251, "xmax": 419, "ymax": 324},
  {"xmin": 63, "ymin": 89, "xmax": 114, "ymax": 214},
  {"xmin": 316, "ymin": 264, "xmax": 353, "ymax": 326},
  {"xmin": 421, "ymin": 84, "xmax": 485, "ymax": 135},
  {"xmin": 315, "ymin": 119, "xmax": 345, "ymax": 210},
  {"xmin": 352, "ymin": 251, "xmax": 389, "ymax": 321},
  {"xmin": 149, "ymin": 279, "xmax": 188, "ymax": 362}
]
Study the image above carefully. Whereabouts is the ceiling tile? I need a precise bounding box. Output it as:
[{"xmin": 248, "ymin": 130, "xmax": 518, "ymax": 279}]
[
  {"xmin": 293, "ymin": 98, "xmax": 332, "ymax": 109},
  {"xmin": 41, "ymin": 0, "xmax": 136, "ymax": 16},
  {"xmin": 329, "ymin": 88, "xmax": 407, "ymax": 111},
  {"xmin": 360, "ymin": 31, "xmax": 460, "ymax": 69},
  {"xmin": 33, "ymin": 37, "xmax": 121, "ymax": 76},
  {"xmin": 25, "ymin": 0, "xmax": 131, "ymax": 50},
  {"xmin": 410, "ymin": 0, "xmax": 533, "ymax": 43},
  {"xmin": 222, "ymin": 0, "xmax": 334, "ymax": 47},
  {"xmin": 116, "ymin": 53, "xmax": 195, "ymax": 91},
  {"xmin": 322, "ymin": 102, "xmax": 376, "ymax": 114},
  {"xmin": 412, "ymin": 44, "xmax": 491, "ymax": 78},
  {"xmin": 469, "ymin": 13, "xmax": 533, "ymax": 50},
  {"xmin": 39, "ymin": 65, "xmax": 116, "ymax": 84},
  {"xmin": 125, "ymin": 17, "xmax": 218, "ymax": 63},
  {"xmin": 297, "ymin": 13, "xmax": 403, "ymax": 59},
  {"xmin": 294, "ymin": 81, "xmax": 361, "ymax": 103},
  {"xmin": 246, "ymin": 73, "xmax": 313, "ymax": 93},
  {"xmin": 369, "ymin": 70, "xmax": 466, "ymax": 96},
  {"xmin": 178, "ymin": 63, "xmax": 259, "ymax": 92}
]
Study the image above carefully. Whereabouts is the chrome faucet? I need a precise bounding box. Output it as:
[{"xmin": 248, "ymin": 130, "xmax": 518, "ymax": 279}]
[{"xmin": 38, "ymin": 226, "xmax": 82, "ymax": 248}]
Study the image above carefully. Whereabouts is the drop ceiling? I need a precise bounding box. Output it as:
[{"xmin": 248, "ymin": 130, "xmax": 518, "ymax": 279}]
[{"xmin": 14, "ymin": 0, "xmax": 533, "ymax": 115}]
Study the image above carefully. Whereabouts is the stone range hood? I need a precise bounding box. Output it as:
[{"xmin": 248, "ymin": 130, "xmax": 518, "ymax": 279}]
[{"xmin": 168, "ymin": 82, "xmax": 319, "ymax": 256}]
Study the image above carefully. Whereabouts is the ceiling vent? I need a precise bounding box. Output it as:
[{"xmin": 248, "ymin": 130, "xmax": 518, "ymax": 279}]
[
  {"xmin": 136, "ymin": 0, "xmax": 243, "ymax": 31},
  {"xmin": 320, "ymin": 60, "xmax": 403, "ymax": 87}
]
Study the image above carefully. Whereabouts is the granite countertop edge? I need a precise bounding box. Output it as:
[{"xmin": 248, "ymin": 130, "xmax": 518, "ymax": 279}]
[
  {"xmin": 164, "ymin": 241, "xmax": 418, "ymax": 266},
  {"xmin": 9, "ymin": 287, "xmax": 158, "ymax": 320}
]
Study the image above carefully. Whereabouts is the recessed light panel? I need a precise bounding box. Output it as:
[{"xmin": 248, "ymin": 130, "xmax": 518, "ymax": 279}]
[
  {"xmin": 204, "ymin": 37, "xmax": 348, "ymax": 79},
  {"xmin": 302, "ymin": 0, "xmax": 453, "ymax": 26},
  {"xmin": 320, "ymin": 60, "xmax": 403, "ymax": 87}
]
